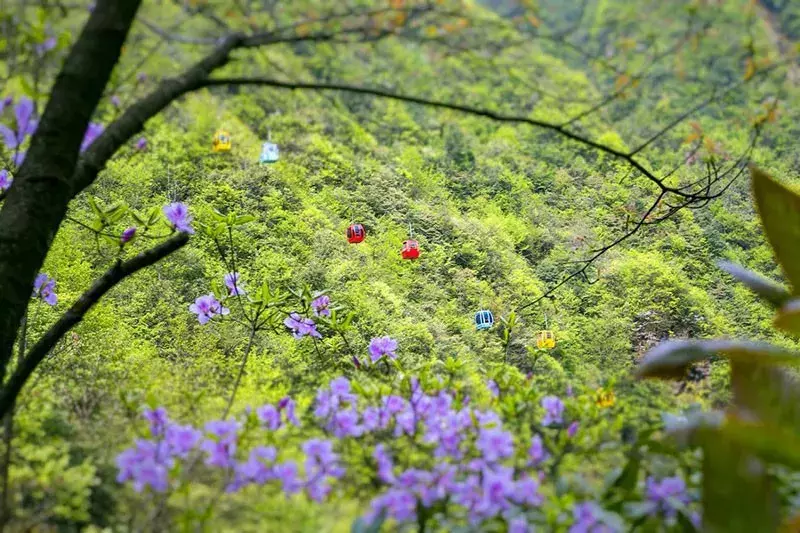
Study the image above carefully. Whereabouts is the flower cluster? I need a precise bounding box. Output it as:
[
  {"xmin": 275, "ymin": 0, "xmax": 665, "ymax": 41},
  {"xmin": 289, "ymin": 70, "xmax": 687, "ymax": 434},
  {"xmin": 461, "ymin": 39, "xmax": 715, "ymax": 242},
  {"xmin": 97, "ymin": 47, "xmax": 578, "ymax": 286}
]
[
  {"xmin": 312, "ymin": 376, "xmax": 546, "ymax": 528},
  {"xmin": 0, "ymin": 97, "xmax": 36, "ymax": 167},
  {"xmin": 117, "ymin": 402, "xmax": 341, "ymax": 503},
  {"xmin": 116, "ymin": 372, "xmax": 696, "ymax": 531}
]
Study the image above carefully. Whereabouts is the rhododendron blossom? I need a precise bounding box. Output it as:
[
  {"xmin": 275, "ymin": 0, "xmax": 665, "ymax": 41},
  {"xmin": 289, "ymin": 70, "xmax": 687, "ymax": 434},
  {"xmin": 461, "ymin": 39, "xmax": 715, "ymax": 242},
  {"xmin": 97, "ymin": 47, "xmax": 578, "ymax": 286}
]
[
  {"xmin": 189, "ymin": 294, "xmax": 229, "ymax": 325},
  {"xmin": 368, "ymin": 336, "xmax": 398, "ymax": 362},
  {"xmin": 163, "ymin": 202, "xmax": 194, "ymax": 234},
  {"xmin": 32, "ymin": 273, "xmax": 57, "ymax": 306}
]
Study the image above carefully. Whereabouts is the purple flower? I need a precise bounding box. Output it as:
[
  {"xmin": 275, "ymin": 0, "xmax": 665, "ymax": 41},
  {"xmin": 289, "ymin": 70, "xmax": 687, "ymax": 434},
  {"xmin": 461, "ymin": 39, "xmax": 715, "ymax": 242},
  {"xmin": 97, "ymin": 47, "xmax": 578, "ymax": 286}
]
[
  {"xmin": 509, "ymin": 517, "xmax": 531, "ymax": 533},
  {"xmin": 283, "ymin": 312, "xmax": 321, "ymax": 339},
  {"xmin": 202, "ymin": 438, "xmax": 236, "ymax": 468},
  {"xmin": 234, "ymin": 446, "xmax": 277, "ymax": 488},
  {"xmin": 570, "ymin": 501, "xmax": 614, "ymax": 533},
  {"xmin": 528, "ymin": 434, "xmax": 549, "ymax": 465},
  {"xmin": 165, "ymin": 423, "xmax": 201, "ymax": 458},
  {"xmin": 224, "ymin": 272, "xmax": 245, "ymax": 296},
  {"xmin": 330, "ymin": 409, "xmax": 364, "ymax": 438},
  {"xmin": 369, "ymin": 488, "xmax": 417, "ymax": 522},
  {"xmin": 201, "ymin": 420, "xmax": 239, "ymax": 468},
  {"xmin": 0, "ymin": 98, "xmax": 36, "ymax": 155},
  {"xmin": 566, "ymin": 384, "xmax": 574, "ymax": 397},
  {"xmin": 476, "ymin": 427, "xmax": 514, "ymax": 463},
  {"xmin": 541, "ymin": 395, "xmax": 564, "ymax": 426},
  {"xmin": 311, "ymin": 295, "xmax": 330, "ymax": 317},
  {"xmin": 136, "ymin": 72, "xmax": 147, "ymax": 83},
  {"xmin": 303, "ymin": 438, "xmax": 344, "ymax": 480},
  {"xmin": 645, "ymin": 476, "xmax": 690, "ymax": 522},
  {"xmin": 278, "ymin": 397, "xmax": 300, "ymax": 426},
  {"xmin": 513, "ymin": 475, "xmax": 544, "ymax": 506},
  {"xmin": 116, "ymin": 439, "xmax": 171, "ymax": 493},
  {"xmin": 135, "ymin": 136, "xmax": 147, "ymax": 151},
  {"xmin": 0, "ymin": 96, "xmax": 11, "ymax": 114},
  {"xmin": 189, "ymin": 294, "xmax": 229, "ymax": 325},
  {"xmin": 111, "ymin": 95, "xmax": 121, "ymax": 108},
  {"xmin": 487, "ymin": 379, "xmax": 499, "ymax": 398},
  {"xmin": 0, "ymin": 169, "xmax": 11, "ymax": 191},
  {"xmin": 143, "ymin": 407, "xmax": 168, "ymax": 437},
  {"xmin": 163, "ymin": 202, "xmax": 194, "ymax": 234},
  {"xmin": 35, "ymin": 36, "xmax": 57, "ymax": 56},
  {"xmin": 32, "ymin": 273, "xmax": 57, "ymax": 306},
  {"xmin": 567, "ymin": 421, "xmax": 579, "ymax": 438},
  {"xmin": 80, "ymin": 122, "xmax": 104, "ymax": 152},
  {"xmin": 256, "ymin": 404, "xmax": 280, "ymax": 430},
  {"xmin": 369, "ymin": 336, "xmax": 398, "ymax": 363},
  {"xmin": 374, "ymin": 444, "xmax": 395, "ymax": 484},
  {"xmin": 121, "ymin": 226, "xmax": 136, "ymax": 243},
  {"xmin": 204, "ymin": 419, "xmax": 240, "ymax": 443},
  {"xmin": 274, "ymin": 461, "xmax": 302, "ymax": 494}
]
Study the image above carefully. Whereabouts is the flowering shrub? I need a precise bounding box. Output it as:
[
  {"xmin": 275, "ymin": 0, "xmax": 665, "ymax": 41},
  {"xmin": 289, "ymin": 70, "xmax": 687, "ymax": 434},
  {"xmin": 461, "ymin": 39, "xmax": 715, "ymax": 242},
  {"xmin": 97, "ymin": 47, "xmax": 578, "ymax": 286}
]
[{"xmin": 116, "ymin": 354, "xmax": 701, "ymax": 531}]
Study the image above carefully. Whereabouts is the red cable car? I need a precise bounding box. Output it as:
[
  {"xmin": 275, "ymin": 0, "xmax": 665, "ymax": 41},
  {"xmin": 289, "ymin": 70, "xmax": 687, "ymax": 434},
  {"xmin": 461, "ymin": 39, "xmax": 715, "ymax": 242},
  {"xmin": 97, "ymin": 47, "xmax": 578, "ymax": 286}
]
[
  {"xmin": 401, "ymin": 239, "xmax": 420, "ymax": 260},
  {"xmin": 347, "ymin": 224, "xmax": 366, "ymax": 243}
]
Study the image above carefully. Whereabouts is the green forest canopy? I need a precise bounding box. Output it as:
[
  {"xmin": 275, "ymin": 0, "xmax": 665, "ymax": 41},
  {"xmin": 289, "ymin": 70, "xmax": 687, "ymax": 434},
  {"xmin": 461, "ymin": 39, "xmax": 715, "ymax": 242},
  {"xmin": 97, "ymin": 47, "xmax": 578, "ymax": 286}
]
[{"xmin": 0, "ymin": 0, "xmax": 799, "ymax": 531}]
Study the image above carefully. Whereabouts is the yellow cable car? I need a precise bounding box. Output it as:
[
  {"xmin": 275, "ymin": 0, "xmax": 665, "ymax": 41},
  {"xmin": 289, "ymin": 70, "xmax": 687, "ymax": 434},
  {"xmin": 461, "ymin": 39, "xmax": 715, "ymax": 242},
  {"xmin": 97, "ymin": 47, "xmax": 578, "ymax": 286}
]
[
  {"xmin": 594, "ymin": 388, "xmax": 616, "ymax": 408},
  {"xmin": 212, "ymin": 129, "xmax": 231, "ymax": 152},
  {"xmin": 536, "ymin": 330, "xmax": 555, "ymax": 349}
]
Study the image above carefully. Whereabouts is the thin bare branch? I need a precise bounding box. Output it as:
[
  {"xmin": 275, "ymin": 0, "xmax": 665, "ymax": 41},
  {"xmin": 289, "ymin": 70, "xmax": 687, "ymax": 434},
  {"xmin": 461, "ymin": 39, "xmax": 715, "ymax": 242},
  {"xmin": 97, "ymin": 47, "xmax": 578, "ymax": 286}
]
[{"xmin": 0, "ymin": 234, "xmax": 189, "ymax": 420}]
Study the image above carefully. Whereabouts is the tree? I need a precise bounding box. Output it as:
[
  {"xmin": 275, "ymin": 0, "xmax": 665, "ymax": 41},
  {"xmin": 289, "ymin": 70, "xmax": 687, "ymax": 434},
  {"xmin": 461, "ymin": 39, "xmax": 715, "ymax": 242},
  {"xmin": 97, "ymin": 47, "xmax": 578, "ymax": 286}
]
[{"xmin": 0, "ymin": 0, "xmax": 786, "ymax": 419}]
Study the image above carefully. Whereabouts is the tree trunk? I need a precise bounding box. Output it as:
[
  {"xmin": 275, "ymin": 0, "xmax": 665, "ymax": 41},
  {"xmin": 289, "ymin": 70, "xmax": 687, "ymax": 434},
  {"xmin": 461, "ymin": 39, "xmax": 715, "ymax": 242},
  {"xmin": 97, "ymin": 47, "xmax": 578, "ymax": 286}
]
[{"xmin": 0, "ymin": 0, "xmax": 142, "ymax": 382}]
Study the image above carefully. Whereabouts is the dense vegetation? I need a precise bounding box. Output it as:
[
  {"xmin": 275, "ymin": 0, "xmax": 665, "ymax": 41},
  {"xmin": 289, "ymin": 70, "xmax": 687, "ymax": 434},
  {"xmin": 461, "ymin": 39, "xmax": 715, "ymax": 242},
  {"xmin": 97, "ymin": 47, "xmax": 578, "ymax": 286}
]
[{"xmin": 0, "ymin": 0, "xmax": 799, "ymax": 531}]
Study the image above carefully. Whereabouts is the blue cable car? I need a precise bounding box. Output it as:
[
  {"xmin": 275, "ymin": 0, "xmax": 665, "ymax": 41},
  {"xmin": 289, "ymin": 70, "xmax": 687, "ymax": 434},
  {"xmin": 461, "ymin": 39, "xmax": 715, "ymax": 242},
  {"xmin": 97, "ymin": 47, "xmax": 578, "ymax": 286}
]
[
  {"xmin": 475, "ymin": 310, "xmax": 494, "ymax": 330},
  {"xmin": 259, "ymin": 142, "xmax": 279, "ymax": 163}
]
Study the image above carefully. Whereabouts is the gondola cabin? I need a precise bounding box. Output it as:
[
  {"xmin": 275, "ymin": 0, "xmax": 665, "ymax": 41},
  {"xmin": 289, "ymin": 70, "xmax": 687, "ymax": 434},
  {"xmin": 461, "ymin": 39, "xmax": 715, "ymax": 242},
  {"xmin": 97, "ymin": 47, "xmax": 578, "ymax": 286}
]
[
  {"xmin": 212, "ymin": 129, "xmax": 231, "ymax": 152},
  {"xmin": 475, "ymin": 310, "xmax": 494, "ymax": 330},
  {"xmin": 347, "ymin": 224, "xmax": 366, "ymax": 244},
  {"xmin": 259, "ymin": 142, "xmax": 279, "ymax": 163},
  {"xmin": 401, "ymin": 239, "xmax": 420, "ymax": 260},
  {"xmin": 536, "ymin": 330, "xmax": 555, "ymax": 349}
]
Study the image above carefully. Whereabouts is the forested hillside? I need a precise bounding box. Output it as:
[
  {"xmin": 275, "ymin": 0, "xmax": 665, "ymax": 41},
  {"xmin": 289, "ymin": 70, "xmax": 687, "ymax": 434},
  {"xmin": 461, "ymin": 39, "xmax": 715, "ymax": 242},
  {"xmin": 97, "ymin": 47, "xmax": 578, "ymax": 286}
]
[{"xmin": 1, "ymin": 0, "xmax": 799, "ymax": 531}]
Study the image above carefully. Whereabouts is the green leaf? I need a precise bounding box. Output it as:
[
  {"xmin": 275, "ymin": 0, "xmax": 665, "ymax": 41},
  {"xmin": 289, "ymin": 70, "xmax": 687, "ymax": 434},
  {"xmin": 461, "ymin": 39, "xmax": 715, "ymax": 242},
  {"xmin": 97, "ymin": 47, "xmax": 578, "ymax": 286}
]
[
  {"xmin": 147, "ymin": 207, "xmax": 161, "ymax": 226},
  {"xmin": 131, "ymin": 211, "xmax": 147, "ymax": 226},
  {"xmin": 700, "ymin": 427, "xmax": 781, "ymax": 533},
  {"xmin": 721, "ymin": 419, "xmax": 800, "ymax": 469},
  {"xmin": 774, "ymin": 299, "xmax": 800, "ymax": 335},
  {"xmin": 88, "ymin": 196, "xmax": 103, "ymax": 217},
  {"xmin": 233, "ymin": 214, "xmax": 255, "ymax": 225},
  {"xmin": 718, "ymin": 261, "xmax": 790, "ymax": 308},
  {"xmin": 751, "ymin": 166, "xmax": 800, "ymax": 293},
  {"xmin": 636, "ymin": 339, "xmax": 800, "ymax": 380},
  {"xmin": 730, "ymin": 362, "xmax": 800, "ymax": 432},
  {"xmin": 105, "ymin": 204, "xmax": 128, "ymax": 224},
  {"xmin": 18, "ymin": 76, "xmax": 36, "ymax": 98},
  {"xmin": 604, "ymin": 447, "xmax": 641, "ymax": 504}
]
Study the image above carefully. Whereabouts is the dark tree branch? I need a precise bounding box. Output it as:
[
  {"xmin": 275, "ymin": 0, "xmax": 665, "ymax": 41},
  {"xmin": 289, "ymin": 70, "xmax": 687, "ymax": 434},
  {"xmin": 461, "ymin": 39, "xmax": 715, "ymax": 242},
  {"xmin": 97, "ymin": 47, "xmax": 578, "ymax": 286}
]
[
  {"xmin": 197, "ymin": 76, "xmax": 737, "ymax": 200},
  {"xmin": 0, "ymin": 234, "xmax": 189, "ymax": 420}
]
